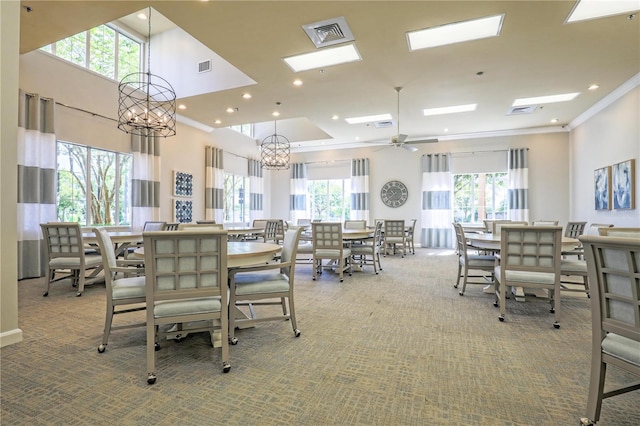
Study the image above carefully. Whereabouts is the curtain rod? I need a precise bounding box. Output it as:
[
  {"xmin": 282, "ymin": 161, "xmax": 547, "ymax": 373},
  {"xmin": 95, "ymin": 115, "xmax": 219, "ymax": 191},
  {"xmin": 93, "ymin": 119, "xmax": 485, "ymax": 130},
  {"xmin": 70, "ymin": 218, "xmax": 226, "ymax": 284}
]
[
  {"xmin": 304, "ymin": 159, "xmax": 352, "ymax": 165},
  {"xmin": 451, "ymin": 148, "xmax": 528, "ymax": 156},
  {"xmin": 25, "ymin": 92, "xmax": 117, "ymax": 123}
]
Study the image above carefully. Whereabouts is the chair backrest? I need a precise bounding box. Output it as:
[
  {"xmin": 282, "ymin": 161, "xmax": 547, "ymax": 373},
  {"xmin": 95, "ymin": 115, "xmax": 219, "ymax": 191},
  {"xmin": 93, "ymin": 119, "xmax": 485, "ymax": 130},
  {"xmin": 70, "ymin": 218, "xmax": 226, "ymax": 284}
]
[
  {"xmin": 564, "ymin": 221, "xmax": 587, "ymax": 238},
  {"xmin": 177, "ymin": 223, "xmax": 224, "ymax": 230},
  {"xmin": 384, "ymin": 220, "xmax": 405, "ymax": 238},
  {"xmin": 452, "ymin": 222, "xmax": 466, "ymax": 256},
  {"xmin": 406, "ymin": 219, "xmax": 417, "ymax": 236},
  {"xmin": 598, "ymin": 227, "xmax": 640, "ymax": 238},
  {"xmin": 312, "ymin": 222, "xmax": 344, "ymax": 250},
  {"xmin": 280, "ymin": 228, "xmax": 303, "ymax": 276},
  {"xmin": 580, "ymin": 235, "xmax": 640, "ymax": 344},
  {"xmin": 92, "ymin": 227, "xmax": 118, "ymax": 274},
  {"xmin": 143, "ymin": 221, "xmax": 166, "ymax": 231},
  {"xmin": 344, "ymin": 220, "xmax": 366, "ymax": 229},
  {"xmin": 297, "ymin": 218, "xmax": 311, "ymax": 226},
  {"xmin": 143, "ymin": 229, "xmax": 228, "ymax": 304},
  {"xmin": 532, "ymin": 220, "xmax": 559, "ymax": 226},
  {"xmin": 586, "ymin": 223, "xmax": 613, "ymax": 236},
  {"xmin": 264, "ymin": 219, "xmax": 284, "ymax": 242},
  {"xmin": 373, "ymin": 220, "xmax": 384, "ymax": 245},
  {"xmin": 196, "ymin": 220, "xmax": 217, "ymax": 225},
  {"xmin": 493, "ymin": 221, "xmax": 528, "ymax": 236},
  {"xmin": 164, "ymin": 223, "xmax": 180, "ymax": 231},
  {"xmin": 484, "ymin": 219, "xmax": 511, "ymax": 233},
  {"xmin": 40, "ymin": 222, "xmax": 84, "ymax": 259},
  {"xmin": 500, "ymin": 226, "xmax": 562, "ymax": 274},
  {"xmin": 252, "ymin": 219, "xmax": 269, "ymax": 229}
]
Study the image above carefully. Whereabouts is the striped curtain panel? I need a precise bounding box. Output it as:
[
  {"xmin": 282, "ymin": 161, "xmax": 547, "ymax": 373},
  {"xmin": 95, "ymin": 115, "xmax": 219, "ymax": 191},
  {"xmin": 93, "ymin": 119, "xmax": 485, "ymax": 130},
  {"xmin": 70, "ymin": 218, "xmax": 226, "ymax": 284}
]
[
  {"xmin": 508, "ymin": 148, "xmax": 529, "ymax": 221},
  {"xmin": 248, "ymin": 159, "xmax": 264, "ymax": 222},
  {"xmin": 205, "ymin": 146, "xmax": 224, "ymax": 223},
  {"xmin": 350, "ymin": 158, "xmax": 370, "ymax": 222},
  {"xmin": 17, "ymin": 91, "xmax": 57, "ymax": 279},
  {"xmin": 289, "ymin": 163, "xmax": 307, "ymax": 223},
  {"xmin": 420, "ymin": 153, "xmax": 453, "ymax": 249},
  {"xmin": 131, "ymin": 131, "xmax": 161, "ymax": 231}
]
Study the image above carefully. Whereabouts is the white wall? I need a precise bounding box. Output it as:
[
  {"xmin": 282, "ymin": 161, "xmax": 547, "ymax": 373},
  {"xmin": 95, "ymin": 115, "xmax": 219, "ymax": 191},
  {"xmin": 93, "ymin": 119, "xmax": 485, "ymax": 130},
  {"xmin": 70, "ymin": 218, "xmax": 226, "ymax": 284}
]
[{"xmin": 570, "ymin": 85, "xmax": 640, "ymax": 226}]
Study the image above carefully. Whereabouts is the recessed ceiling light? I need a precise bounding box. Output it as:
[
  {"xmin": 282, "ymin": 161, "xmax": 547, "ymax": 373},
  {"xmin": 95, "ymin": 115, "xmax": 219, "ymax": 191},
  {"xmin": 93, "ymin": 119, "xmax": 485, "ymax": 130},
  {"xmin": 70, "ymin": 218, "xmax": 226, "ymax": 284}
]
[
  {"xmin": 512, "ymin": 92, "xmax": 580, "ymax": 106},
  {"xmin": 226, "ymin": 107, "xmax": 235, "ymax": 113},
  {"xmin": 178, "ymin": 104, "xmax": 187, "ymax": 110},
  {"xmin": 272, "ymin": 111, "xmax": 280, "ymax": 117},
  {"xmin": 137, "ymin": 13, "xmax": 147, "ymax": 20},
  {"xmin": 242, "ymin": 93, "xmax": 252, "ymax": 99},
  {"xmin": 214, "ymin": 119, "xmax": 222, "ymax": 124},
  {"xmin": 355, "ymin": 136, "xmax": 360, "ymax": 141},
  {"xmin": 551, "ymin": 118, "xmax": 559, "ymax": 123},
  {"xmin": 283, "ymin": 44, "xmax": 362, "ymax": 72},
  {"xmin": 293, "ymin": 79, "xmax": 303, "ymax": 86},
  {"xmin": 566, "ymin": 0, "xmax": 640, "ymax": 23},
  {"xmin": 332, "ymin": 115, "xmax": 339, "ymax": 120},
  {"xmin": 345, "ymin": 113, "xmax": 392, "ymax": 124},
  {"xmin": 444, "ymin": 128, "xmax": 449, "ymax": 132},
  {"xmin": 423, "ymin": 104, "xmax": 477, "ymax": 116},
  {"xmin": 588, "ymin": 84, "xmax": 600, "ymax": 90},
  {"xmin": 407, "ymin": 14, "xmax": 504, "ymax": 51}
]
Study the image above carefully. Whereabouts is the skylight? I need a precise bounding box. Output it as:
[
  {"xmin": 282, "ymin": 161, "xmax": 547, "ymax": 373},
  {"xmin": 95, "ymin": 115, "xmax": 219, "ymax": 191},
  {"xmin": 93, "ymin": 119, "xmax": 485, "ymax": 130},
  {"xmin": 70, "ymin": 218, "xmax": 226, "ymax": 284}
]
[
  {"xmin": 283, "ymin": 44, "xmax": 362, "ymax": 72},
  {"xmin": 512, "ymin": 93, "xmax": 580, "ymax": 106},
  {"xmin": 423, "ymin": 104, "xmax": 477, "ymax": 116},
  {"xmin": 345, "ymin": 113, "xmax": 392, "ymax": 124},
  {"xmin": 566, "ymin": 0, "xmax": 640, "ymax": 23},
  {"xmin": 406, "ymin": 14, "xmax": 504, "ymax": 51}
]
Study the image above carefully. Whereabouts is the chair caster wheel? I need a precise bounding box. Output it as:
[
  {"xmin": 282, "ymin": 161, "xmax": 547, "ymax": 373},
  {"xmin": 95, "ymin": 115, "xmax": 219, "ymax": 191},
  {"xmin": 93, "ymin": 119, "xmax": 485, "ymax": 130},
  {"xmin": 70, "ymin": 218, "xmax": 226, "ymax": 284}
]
[
  {"xmin": 98, "ymin": 344, "xmax": 106, "ymax": 353},
  {"xmin": 550, "ymin": 308, "xmax": 555, "ymax": 313},
  {"xmin": 580, "ymin": 418, "xmax": 595, "ymax": 426},
  {"xmin": 43, "ymin": 292, "xmax": 48, "ymax": 297},
  {"xmin": 493, "ymin": 302, "xmax": 499, "ymax": 307},
  {"xmin": 553, "ymin": 322, "xmax": 560, "ymax": 329},
  {"xmin": 76, "ymin": 292, "xmax": 82, "ymax": 297},
  {"xmin": 230, "ymin": 337, "xmax": 238, "ymax": 345},
  {"xmin": 459, "ymin": 292, "xmax": 464, "ymax": 296},
  {"xmin": 340, "ymin": 279, "xmax": 344, "ymax": 282},
  {"xmin": 147, "ymin": 374, "xmax": 157, "ymax": 384},
  {"xmin": 222, "ymin": 362, "xmax": 231, "ymax": 373},
  {"xmin": 154, "ymin": 343, "xmax": 161, "ymax": 351},
  {"xmin": 174, "ymin": 335, "xmax": 184, "ymax": 343},
  {"xmin": 498, "ymin": 316, "xmax": 505, "ymax": 322},
  {"xmin": 294, "ymin": 329, "xmax": 301, "ymax": 337}
]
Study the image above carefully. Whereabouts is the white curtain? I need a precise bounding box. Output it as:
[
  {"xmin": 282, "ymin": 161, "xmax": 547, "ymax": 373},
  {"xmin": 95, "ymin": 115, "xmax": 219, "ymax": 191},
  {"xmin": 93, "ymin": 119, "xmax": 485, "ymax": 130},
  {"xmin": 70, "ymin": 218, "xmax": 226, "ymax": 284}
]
[
  {"xmin": 248, "ymin": 159, "xmax": 264, "ymax": 222},
  {"xmin": 420, "ymin": 153, "xmax": 453, "ymax": 248},
  {"xmin": 350, "ymin": 158, "xmax": 370, "ymax": 223},
  {"xmin": 131, "ymin": 130, "xmax": 161, "ymax": 231},
  {"xmin": 17, "ymin": 91, "xmax": 57, "ymax": 279},
  {"xmin": 289, "ymin": 163, "xmax": 307, "ymax": 223},
  {"xmin": 205, "ymin": 146, "xmax": 224, "ymax": 223},
  {"xmin": 508, "ymin": 148, "xmax": 529, "ymax": 222}
]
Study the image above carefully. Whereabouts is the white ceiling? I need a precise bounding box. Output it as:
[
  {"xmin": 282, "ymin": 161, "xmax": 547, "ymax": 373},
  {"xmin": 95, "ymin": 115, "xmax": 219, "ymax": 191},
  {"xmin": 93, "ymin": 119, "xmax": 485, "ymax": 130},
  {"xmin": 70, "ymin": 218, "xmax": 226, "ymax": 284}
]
[{"xmin": 19, "ymin": 1, "xmax": 640, "ymax": 152}]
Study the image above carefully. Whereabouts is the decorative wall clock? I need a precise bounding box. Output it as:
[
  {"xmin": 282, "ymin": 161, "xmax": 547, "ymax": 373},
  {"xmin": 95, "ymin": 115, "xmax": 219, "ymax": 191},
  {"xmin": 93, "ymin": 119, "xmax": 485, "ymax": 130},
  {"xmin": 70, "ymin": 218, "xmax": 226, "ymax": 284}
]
[{"xmin": 381, "ymin": 180, "xmax": 408, "ymax": 208}]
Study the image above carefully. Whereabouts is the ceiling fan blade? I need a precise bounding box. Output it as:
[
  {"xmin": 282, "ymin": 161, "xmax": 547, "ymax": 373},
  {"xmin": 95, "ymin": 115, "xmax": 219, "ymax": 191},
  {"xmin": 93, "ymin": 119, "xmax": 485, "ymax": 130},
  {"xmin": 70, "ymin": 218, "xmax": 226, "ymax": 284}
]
[
  {"xmin": 402, "ymin": 144, "xmax": 419, "ymax": 152},
  {"xmin": 404, "ymin": 138, "xmax": 439, "ymax": 144},
  {"xmin": 392, "ymin": 134, "xmax": 408, "ymax": 144}
]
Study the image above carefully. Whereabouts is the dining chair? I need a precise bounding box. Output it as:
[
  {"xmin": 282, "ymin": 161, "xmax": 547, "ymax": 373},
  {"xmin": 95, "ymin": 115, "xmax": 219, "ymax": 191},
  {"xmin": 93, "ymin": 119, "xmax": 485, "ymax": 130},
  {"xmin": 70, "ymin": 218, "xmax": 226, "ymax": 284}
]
[
  {"xmin": 163, "ymin": 222, "xmax": 180, "ymax": 230},
  {"xmin": 452, "ymin": 223, "xmax": 495, "ymax": 296},
  {"xmin": 143, "ymin": 221, "xmax": 166, "ymax": 231},
  {"xmin": 532, "ymin": 220, "xmax": 559, "ymax": 226},
  {"xmin": 350, "ymin": 220, "xmax": 384, "ymax": 274},
  {"xmin": 344, "ymin": 220, "xmax": 367, "ymax": 229},
  {"xmin": 264, "ymin": 219, "xmax": 285, "ymax": 244},
  {"xmin": 483, "ymin": 219, "xmax": 511, "ymax": 233},
  {"xmin": 492, "ymin": 221, "xmax": 528, "ymax": 236},
  {"xmin": 93, "ymin": 228, "xmax": 146, "ymax": 353},
  {"xmin": 405, "ymin": 219, "xmax": 417, "ymax": 254},
  {"xmin": 143, "ymin": 229, "xmax": 230, "ymax": 384},
  {"xmin": 383, "ymin": 219, "xmax": 407, "ymax": 257},
  {"xmin": 579, "ymin": 235, "xmax": 640, "ymax": 426},
  {"xmin": 228, "ymin": 228, "xmax": 303, "ymax": 344},
  {"xmin": 177, "ymin": 222, "xmax": 224, "ymax": 230},
  {"xmin": 562, "ymin": 221, "xmax": 588, "ymax": 259},
  {"xmin": 312, "ymin": 222, "xmax": 352, "ymax": 282},
  {"xmin": 597, "ymin": 227, "xmax": 640, "ymax": 238},
  {"xmin": 196, "ymin": 220, "xmax": 217, "ymax": 224},
  {"xmin": 493, "ymin": 226, "xmax": 563, "ymax": 328},
  {"xmin": 40, "ymin": 222, "xmax": 103, "ymax": 297}
]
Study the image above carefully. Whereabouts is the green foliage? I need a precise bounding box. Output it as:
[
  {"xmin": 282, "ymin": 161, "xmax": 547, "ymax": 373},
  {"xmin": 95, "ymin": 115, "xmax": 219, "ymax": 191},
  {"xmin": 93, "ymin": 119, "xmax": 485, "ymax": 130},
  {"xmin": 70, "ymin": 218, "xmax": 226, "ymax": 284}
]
[{"xmin": 453, "ymin": 172, "xmax": 507, "ymax": 223}]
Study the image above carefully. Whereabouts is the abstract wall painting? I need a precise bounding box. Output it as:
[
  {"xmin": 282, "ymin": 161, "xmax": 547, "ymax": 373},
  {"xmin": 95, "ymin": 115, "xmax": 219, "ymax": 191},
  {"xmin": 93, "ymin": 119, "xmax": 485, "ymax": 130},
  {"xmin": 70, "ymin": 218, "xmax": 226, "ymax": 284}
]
[
  {"xmin": 173, "ymin": 171, "xmax": 193, "ymax": 197},
  {"xmin": 174, "ymin": 199, "xmax": 193, "ymax": 223},
  {"xmin": 612, "ymin": 159, "xmax": 635, "ymax": 210},
  {"xmin": 594, "ymin": 166, "xmax": 611, "ymax": 211}
]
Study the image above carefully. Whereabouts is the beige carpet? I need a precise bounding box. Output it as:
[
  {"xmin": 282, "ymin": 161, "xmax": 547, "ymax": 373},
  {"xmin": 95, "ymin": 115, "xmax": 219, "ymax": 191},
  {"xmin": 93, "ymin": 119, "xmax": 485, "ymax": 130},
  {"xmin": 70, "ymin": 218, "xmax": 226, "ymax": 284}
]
[{"xmin": 2, "ymin": 249, "xmax": 639, "ymax": 425}]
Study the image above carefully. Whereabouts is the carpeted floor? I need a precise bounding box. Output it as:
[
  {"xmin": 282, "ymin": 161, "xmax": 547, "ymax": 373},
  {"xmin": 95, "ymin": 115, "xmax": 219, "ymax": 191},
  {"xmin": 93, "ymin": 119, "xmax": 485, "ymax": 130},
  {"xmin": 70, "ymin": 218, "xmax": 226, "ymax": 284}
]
[{"xmin": 1, "ymin": 249, "xmax": 638, "ymax": 425}]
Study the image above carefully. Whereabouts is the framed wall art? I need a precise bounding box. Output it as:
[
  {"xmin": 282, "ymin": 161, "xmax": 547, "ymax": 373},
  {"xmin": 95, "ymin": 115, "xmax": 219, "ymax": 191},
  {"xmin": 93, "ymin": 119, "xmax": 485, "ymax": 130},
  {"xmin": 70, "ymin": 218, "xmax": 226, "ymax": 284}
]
[
  {"xmin": 612, "ymin": 158, "xmax": 635, "ymax": 210},
  {"xmin": 174, "ymin": 199, "xmax": 193, "ymax": 223},
  {"xmin": 173, "ymin": 170, "xmax": 193, "ymax": 197},
  {"xmin": 594, "ymin": 166, "xmax": 611, "ymax": 211}
]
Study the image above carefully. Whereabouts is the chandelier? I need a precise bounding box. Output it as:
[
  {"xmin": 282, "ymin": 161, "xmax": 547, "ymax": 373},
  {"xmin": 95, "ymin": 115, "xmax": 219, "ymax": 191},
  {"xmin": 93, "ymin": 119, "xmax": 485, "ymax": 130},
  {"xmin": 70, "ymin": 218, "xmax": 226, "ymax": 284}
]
[
  {"xmin": 260, "ymin": 121, "xmax": 290, "ymax": 170},
  {"xmin": 117, "ymin": 7, "xmax": 176, "ymax": 137}
]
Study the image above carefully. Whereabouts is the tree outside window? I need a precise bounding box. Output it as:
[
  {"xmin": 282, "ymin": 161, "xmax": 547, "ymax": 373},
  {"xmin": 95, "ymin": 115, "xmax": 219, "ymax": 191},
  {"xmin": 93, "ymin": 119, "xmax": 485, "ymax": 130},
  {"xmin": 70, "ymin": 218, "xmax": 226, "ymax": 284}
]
[
  {"xmin": 453, "ymin": 172, "xmax": 507, "ymax": 223},
  {"xmin": 307, "ymin": 179, "xmax": 351, "ymax": 222},
  {"xmin": 224, "ymin": 173, "xmax": 249, "ymax": 223}
]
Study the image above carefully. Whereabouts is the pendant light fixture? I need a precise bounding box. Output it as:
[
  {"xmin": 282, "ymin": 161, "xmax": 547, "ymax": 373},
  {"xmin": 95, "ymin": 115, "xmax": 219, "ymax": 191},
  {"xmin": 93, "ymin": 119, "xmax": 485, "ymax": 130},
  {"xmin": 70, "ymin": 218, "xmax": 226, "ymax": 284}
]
[
  {"xmin": 117, "ymin": 7, "xmax": 176, "ymax": 137},
  {"xmin": 260, "ymin": 119, "xmax": 291, "ymax": 170}
]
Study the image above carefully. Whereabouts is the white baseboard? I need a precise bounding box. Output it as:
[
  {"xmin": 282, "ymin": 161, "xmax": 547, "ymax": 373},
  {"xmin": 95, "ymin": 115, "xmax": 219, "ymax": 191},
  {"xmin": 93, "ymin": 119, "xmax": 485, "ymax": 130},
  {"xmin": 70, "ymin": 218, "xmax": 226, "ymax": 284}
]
[{"xmin": 0, "ymin": 328, "xmax": 23, "ymax": 347}]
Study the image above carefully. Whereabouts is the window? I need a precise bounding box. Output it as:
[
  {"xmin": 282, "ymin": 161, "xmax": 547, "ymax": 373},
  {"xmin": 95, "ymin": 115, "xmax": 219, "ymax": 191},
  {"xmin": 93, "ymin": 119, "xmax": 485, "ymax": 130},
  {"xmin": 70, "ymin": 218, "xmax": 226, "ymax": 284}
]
[
  {"xmin": 307, "ymin": 179, "xmax": 351, "ymax": 221},
  {"xmin": 40, "ymin": 24, "xmax": 141, "ymax": 81},
  {"xmin": 229, "ymin": 124, "xmax": 254, "ymax": 138},
  {"xmin": 57, "ymin": 141, "xmax": 132, "ymax": 226},
  {"xmin": 453, "ymin": 172, "xmax": 507, "ymax": 223},
  {"xmin": 224, "ymin": 173, "xmax": 249, "ymax": 223}
]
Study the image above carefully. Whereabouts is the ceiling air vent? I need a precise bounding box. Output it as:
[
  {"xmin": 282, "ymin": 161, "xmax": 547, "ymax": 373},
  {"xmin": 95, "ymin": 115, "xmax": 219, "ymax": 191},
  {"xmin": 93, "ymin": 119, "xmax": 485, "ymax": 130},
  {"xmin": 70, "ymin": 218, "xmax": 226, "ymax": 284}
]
[
  {"xmin": 507, "ymin": 105, "xmax": 538, "ymax": 115},
  {"xmin": 198, "ymin": 59, "xmax": 212, "ymax": 74},
  {"xmin": 302, "ymin": 16, "xmax": 355, "ymax": 48},
  {"xmin": 374, "ymin": 121, "xmax": 394, "ymax": 128}
]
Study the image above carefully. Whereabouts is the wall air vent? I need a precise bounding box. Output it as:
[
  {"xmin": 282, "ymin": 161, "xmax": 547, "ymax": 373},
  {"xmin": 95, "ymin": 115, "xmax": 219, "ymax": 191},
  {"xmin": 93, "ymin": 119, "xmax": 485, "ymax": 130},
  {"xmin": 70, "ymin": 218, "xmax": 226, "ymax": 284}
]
[
  {"xmin": 302, "ymin": 16, "xmax": 355, "ymax": 48},
  {"xmin": 507, "ymin": 105, "xmax": 538, "ymax": 115},
  {"xmin": 374, "ymin": 120, "xmax": 394, "ymax": 128},
  {"xmin": 198, "ymin": 59, "xmax": 212, "ymax": 73}
]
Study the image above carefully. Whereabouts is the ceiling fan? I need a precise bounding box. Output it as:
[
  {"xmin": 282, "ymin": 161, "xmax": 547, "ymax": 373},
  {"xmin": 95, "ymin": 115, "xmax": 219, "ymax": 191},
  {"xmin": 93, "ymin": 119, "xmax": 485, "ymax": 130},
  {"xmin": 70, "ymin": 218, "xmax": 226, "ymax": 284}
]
[{"xmin": 384, "ymin": 87, "xmax": 438, "ymax": 152}]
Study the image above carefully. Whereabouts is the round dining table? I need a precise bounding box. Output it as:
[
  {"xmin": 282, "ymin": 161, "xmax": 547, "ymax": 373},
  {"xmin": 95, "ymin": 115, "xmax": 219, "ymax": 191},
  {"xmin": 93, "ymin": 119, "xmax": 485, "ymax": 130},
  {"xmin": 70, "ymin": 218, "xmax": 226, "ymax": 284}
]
[{"xmin": 465, "ymin": 233, "xmax": 579, "ymax": 251}]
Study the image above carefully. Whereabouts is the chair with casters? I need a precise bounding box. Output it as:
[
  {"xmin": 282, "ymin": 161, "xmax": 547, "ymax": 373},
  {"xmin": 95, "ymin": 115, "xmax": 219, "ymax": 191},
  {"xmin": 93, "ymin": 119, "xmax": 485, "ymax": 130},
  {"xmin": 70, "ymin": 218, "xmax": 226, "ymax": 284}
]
[
  {"xmin": 483, "ymin": 219, "xmax": 511, "ymax": 233},
  {"xmin": 142, "ymin": 221, "xmax": 166, "ymax": 231},
  {"xmin": 493, "ymin": 226, "xmax": 563, "ymax": 328},
  {"xmin": 143, "ymin": 229, "xmax": 230, "ymax": 384},
  {"xmin": 263, "ymin": 219, "xmax": 285, "ymax": 244},
  {"xmin": 532, "ymin": 220, "xmax": 559, "ymax": 226},
  {"xmin": 344, "ymin": 220, "xmax": 367, "ymax": 230},
  {"xmin": 163, "ymin": 222, "xmax": 180, "ymax": 230},
  {"xmin": 452, "ymin": 223, "xmax": 495, "ymax": 296},
  {"xmin": 196, "ymin": 220, "xmax": 217, "ymax": 225},
  {"xmin": 228, "ymin": 228, "xmax": 304, "ymax": 344},
  {"xmin": 492, "ymin": 221, "xmax": 528, "ymax": 236},
  {"xmin": 93, "ymin": 227, "xmax": 146, "ymax": 353},
  {"xmin": 579, "ymin": 236, "xmax": 640, "ymax": 426},
  {"xmin": 406, "ymin": 219, "xmax": 417, "ymax": 254},
  {"xmin": 350, "ymin": 220, "xmax": 384, "ymax": 274},
  {"xmin": 177, "ymin": 222, "xmax": 224, "ymax": 230},
  {"xmin": 40, "ymin": 222, "xmax": 103, "ymax": 297},
  {"xmin": 383, "ymin": 219, "xmax": 407, "ymax": 257},
  {"xmin": 562, "ymin": 221, "xmax": 588, "ymax": 259},
  {"xmin": 312, "ymin": 222, "xmax": 352, "ymax": 282},
  {"xmin": 598, "ymin": 227, "xmax": 640, "ymax": 238}
]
